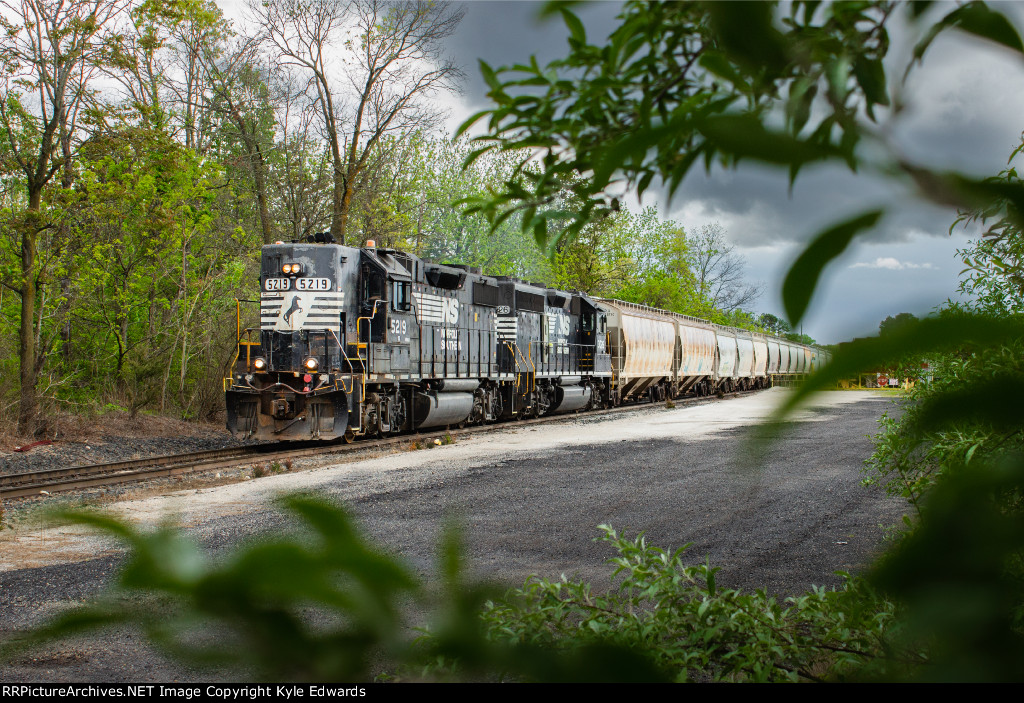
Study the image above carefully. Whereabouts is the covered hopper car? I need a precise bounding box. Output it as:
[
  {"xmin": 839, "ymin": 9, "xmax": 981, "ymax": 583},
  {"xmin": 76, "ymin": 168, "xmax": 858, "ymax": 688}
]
[{"xmin": 225, "ymin": 241, "xmax": 828, "ymax": 441}]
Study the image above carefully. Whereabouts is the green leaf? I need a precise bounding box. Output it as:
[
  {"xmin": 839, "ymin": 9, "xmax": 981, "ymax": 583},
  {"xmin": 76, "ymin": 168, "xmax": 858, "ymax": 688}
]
[
  {"xmin": 479, "ymin": 60, "xmax": 502, "ymax": 92},
  {"xmin": 559, "ymin": 7, "xmax": 586, "ymax": 45},
  {"xmin": 533, "ymin": 217, "xmax": 549, "ymax": 250},
  {"xmin": 697, "ymin": 113, "xmax": 839, "ymax": 168},
  {"xmin": 460, "ymin": 145, "xmax": 495, "ymax": 169},
  {"xmin": 903, "ymin": 166, "xmax": 1024, "ymax": 228},
  {"xmin": 453, "ymin": 110, "xmax": 492, "ymax": 141},
  {"xmin": 786, "ymin": 76, "xmax": 818, "ymax": 134},
  {"xmin": 592, "ymin": 121, "xmax": 675, "ymax": 189},
  {"xmin": 698, "ymin": 50, "xmax": 750, "ymax": 91},
  {"xmin": 705, "ymin": 1, "xmax": 789, "ymax": 74},
  {"xmin": 782, "ymin": 209, "xmax": 884, "ymax": 325},
  {"xmin": 946, "ymin": 2, "xmax": 1024, "ymax": 54},
  {"xmin": 910, "ymin": 1, "xmax": 935, "ymax": 19},
  {"xmin": 853, "ymin": 56, "xmax": 889, "ymax": 113},
  {"xmin": 913, "ymin": 2, "xmax": 1024, "ymax": 66}
]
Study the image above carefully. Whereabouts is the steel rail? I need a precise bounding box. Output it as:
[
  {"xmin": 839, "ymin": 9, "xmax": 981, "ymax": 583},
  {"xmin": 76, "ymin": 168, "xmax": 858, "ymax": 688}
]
[{"xmin": 1, "ymin": 390, "xmax": 758, "ymax": 501}]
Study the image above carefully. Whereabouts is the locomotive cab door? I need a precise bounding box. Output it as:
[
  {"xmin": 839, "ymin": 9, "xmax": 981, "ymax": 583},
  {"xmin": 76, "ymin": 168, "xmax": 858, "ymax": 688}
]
[
  {"xmin": 359, "ymin": 260, "xmax": 388, "ymax": 344},
  {"xmin": 360, "ymin": 248, "xmax": 415, "ymax": 374},
  {"xmin": 578, "ymin": 297, "xmax": 608, "ymax": 373},
  {"xmin": 385, "ymin": 278, "xmax": 414, "ymax": 372}
]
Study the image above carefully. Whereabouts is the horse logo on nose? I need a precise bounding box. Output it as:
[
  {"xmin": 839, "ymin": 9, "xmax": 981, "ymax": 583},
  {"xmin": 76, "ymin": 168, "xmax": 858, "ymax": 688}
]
[{"xmin": 283, "ymin": 295, "xmax": 303, "ymax": 324}]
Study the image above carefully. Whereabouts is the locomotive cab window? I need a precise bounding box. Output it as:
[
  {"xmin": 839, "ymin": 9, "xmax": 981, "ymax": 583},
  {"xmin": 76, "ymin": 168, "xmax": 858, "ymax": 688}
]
[
  {"xmin": 392, "ymin": 280, "xmax": 411, "ymax": 311},
  {"xmin": 361, "ymin": 266, "xmax": 387, "ymax": 307},
  {"xmin": 582, "ymin": 313, "xmax": 595, "ymax": 332}
]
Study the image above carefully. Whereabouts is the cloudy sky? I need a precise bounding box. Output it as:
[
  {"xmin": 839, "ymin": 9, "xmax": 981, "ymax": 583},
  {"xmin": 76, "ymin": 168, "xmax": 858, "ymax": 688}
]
[{"xmin": 433, "ymin": 1, "xmax": 1024, "ymax": 343}]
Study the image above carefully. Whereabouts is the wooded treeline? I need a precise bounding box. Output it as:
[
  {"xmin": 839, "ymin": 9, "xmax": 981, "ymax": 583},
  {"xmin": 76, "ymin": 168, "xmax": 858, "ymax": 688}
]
[{"xmin": 0, "ymin": 0, "xmax": 769, "ymax": 437}]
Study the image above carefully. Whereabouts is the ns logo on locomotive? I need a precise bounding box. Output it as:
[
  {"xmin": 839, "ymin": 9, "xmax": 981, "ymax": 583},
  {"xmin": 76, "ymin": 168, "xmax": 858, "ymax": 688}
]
[{"xmin": 225, "ymin": 237, "xmax": 827, "ymax": 441}]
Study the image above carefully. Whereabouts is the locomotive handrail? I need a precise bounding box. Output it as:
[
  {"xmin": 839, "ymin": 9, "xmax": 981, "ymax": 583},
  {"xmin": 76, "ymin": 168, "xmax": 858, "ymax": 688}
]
[
  {"xmin": 504, "ymin": 341, "xmax": 534, "ymax": 392},
  {"xmin": 527, "ymin": 340, "xmax": 593, "ymax": 376},
  {"xmin": 522, "ymin": 341, "xmax": 536, "ymax": 385},
  {"xmin": 355, "ymin": 299, "xmax": 386, "ymax": 401},
  {"xmin": 503, "ymin": 343, "xmax": 519, "ymax": 392},
  {"xmin": 224, "ymin": 297, "xmax": 262, "ymax": 391},
  {"xmin": 328, "ymin": 328, "xmax": 357, "ymax": 394}
]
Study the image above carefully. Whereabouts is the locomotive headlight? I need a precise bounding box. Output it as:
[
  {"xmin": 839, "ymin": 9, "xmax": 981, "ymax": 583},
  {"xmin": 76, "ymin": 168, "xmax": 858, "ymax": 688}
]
[
  {"xmin": 282, "ymin": 262, "xmax": 303, "ymax": 276},
  {"xmin": 303, "ymin": 356, "xmax": 319, "ymax": 371},
  {"xmin": 253, "ymin": 357, "xmax": 267, "ymax": 371}
]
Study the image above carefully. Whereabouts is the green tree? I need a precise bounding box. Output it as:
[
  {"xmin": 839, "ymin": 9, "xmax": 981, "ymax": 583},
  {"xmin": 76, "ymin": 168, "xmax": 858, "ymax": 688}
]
[
  {"xmin": 374, "ymin": 134, "xmax": 553, "ymax": 280},
  {"xmin": 67, "ymin": 127, "xmax": 238, "ymax": 415},
  {"xmin": 549, "ymin": 206, "xmax": 634, "ymax": 295},
  {"xmin": 605, "ymin": 208, "xmax": 701, "ymax": 314},
  {"xmin": 879, "ymin": 312, "xmax": 918, "ymax": 337},
  {"xmin": 758, "ymin": 313, "xmax": 791, "ymax": 336},
  {"xmin": 784, "ymin": 332, "xmax": 817, "ymax": 346},
  {"xmin": 0, "ymin": 0, "xmax": 125, "ymax": 435}
]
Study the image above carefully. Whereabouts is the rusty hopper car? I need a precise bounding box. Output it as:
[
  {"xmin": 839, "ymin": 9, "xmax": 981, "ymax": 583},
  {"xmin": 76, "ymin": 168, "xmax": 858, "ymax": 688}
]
[{"xmin": 225, "ymin": 240, "xmax": 826, "ymax": 441}]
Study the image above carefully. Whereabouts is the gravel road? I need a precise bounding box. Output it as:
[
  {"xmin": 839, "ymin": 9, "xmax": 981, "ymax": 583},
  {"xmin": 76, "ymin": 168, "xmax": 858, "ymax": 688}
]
[{"xmin": 0, "ymin": 389, "xmax": 906, "ymax": 682}]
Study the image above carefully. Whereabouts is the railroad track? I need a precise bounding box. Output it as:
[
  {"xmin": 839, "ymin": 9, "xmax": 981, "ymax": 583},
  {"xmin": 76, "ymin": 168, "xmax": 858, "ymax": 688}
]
[{"xmin": 1, "ymin": 390, "xmax": 758, "ymax": 501}]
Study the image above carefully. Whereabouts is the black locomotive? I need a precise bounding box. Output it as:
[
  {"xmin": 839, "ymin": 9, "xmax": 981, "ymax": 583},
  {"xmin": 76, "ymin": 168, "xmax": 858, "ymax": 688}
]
[{"xmin": 225, "ymin": 241, "xmax": 612, "ymax": 441}]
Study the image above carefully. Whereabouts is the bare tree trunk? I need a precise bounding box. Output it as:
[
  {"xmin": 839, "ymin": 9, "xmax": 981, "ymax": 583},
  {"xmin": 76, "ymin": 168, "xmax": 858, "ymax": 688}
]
[
  {"xmin": 334, "ymin": 165, "xmax": 350, "ymax": 244},
  {"xmin": 18, "ymin": 207, "xmax": 38, "ymax": 436},
  {"xmin": 180, "ymin": 239, "xmax": 188, "ymax": 405},
  {"xmin": 327, "ymin": 116, "xmax": 346, "ymax": 245},
  {"xmin": 252, "ymin": 147, "xmax": 274, "ymax": 244}
]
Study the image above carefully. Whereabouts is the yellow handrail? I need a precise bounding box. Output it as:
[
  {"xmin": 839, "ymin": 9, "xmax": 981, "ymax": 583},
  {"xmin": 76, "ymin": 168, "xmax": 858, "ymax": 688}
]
[
  {"xmin": 225, "ymin": 297, "xmax": 262, "ymax": 391},
  {"xmin": 355, "ymin": 299, "xmax": 385, "ymax": 402},
  {"xmin": 505, "ymin": 340, "xmax": 534, "ymax": 393},
  {"xmin": 325, "ymin": 327, "xmax": 357, "ymax": 394}
]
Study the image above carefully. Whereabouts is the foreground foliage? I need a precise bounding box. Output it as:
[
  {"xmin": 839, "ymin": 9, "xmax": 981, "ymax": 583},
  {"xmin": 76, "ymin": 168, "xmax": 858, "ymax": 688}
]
[
  {"xmin": 0, "ymin": 498, "xmax": 665, "ymax": 681},
  {"xmin": 474, "ymin": 527, "xmax": 903, "ymax": 682},
  {"xmin": 4, "ymin": 497, "xmax": 913, "ymax": 682}
]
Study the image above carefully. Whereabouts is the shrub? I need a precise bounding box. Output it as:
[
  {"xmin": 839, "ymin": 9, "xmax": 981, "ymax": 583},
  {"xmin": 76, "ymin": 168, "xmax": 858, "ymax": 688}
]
[{"xmin": 467, "ymin": 526, "xmax": 905, "ymax": 682}]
